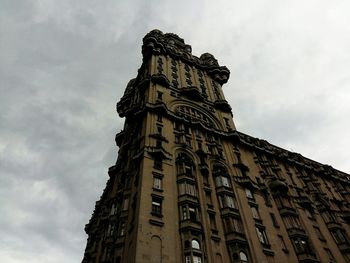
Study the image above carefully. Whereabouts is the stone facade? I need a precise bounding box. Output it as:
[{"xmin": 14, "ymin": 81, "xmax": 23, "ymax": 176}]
[{"xmin": 82, "ymin": 30, "xmax": 350, "ymax": 263}]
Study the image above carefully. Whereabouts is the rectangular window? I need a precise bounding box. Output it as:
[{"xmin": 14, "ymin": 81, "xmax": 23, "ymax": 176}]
[
  {"xmin": 153, "ymin": 177, "xmax": 162, "ymax": 190},
  {"xmin": 251, "ymin": 206, "xmax": 260, "ymax": 219},
  {"xmin": 193, "ymin": 256, "xmax": 202, "ymax": 263},
  {"xmin": 331, "ymin": 229, "xmax": 348, "ymax": 244},
  {"xmin": 292, "ymin": 238, "xmax": 309, "ymax": 254},
  {"xmin": 122, "ymin": 197, "xmax": 129, "ymax": 211},
  {"xmin": 157, "ymin": 91, "xmax": 163, "ymax": 101},
  {"xmin": 157, "ymin": 126, "xmax": 162, "ymax": 135},
  {"xmin": 189, "ymin": 206, "xmax": 197, "ymax": 222},
  {"xmin": 175, "ymin": 135, "xmax": 181, "ymax": 144},
  {"xmin": 110, "ymin": 203, "xmax": 117, "ymax": 215},
  {"xmin": 185, "ymin": 256, "xmax": 191, "ymax": 263},
  {"xmin": 245, "ymin": 189, "xmax": 254, "ymax": 199},
  {"xmin": 107, "ymin": 224, "xmax": 115, "ymax": 236},
  {"xmin": 119, "ymin": 221, "xmax": 126, "ymax": 236},
  {"xmin": 209, "ymin": 213, "xmax": 217, "ymax": 230},
  {"xmin": 151, "ymin": 197, "xmax": 162, "ymax": 216},
  {"xmin": 222, "ymin": 177, "xmax": 230, "ymax": 187},
  {"xmin": 226, "ymin": 195, "xmax": 236, "ymax": 208},
  {"xmin": 256, "ymin": 227, "xmax": 269, "ymax": 245},
  {"xmin": 232, "ymin": 218, "xmax": 243, "ymax": 233},
  {"xmin": 154, "ymin": 158, "xmax": 162, "ymax": 170},
  {"xmin": 270, "ymin": 213, "xmax": 279, "ymax": 227},
  {"xmin": 283, "ymin": 215, "xmax": 302, "ymax": 229},
  {"xmin": 185, "ymin": 165, "xmax": 192, "ymax": 176},
  {"xmin": 278, "ymin": 235, "xmax": 288, "ymax": 252},
  {"xmin": 156, "ymin": 140, "xmax": 162, "ymax": 148},
  {"xmin": 313, "ymin": 226, "xmax": 325, "ymax": 241},
  {"xmin": 324, "ymin": 248, "xmax": 335, "ymax": 262},
  {"xmin": 182, "ymin": 206, "xmax": 189, "ymax": 220}
]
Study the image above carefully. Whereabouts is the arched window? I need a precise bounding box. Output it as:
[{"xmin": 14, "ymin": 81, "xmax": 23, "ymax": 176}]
[
  {"xmin": 239, "ymin": 251, "xmax": 248, "ymax": 262},
  {"xmin": 191, "ymin": 239, "xmax": 200, "ymax": 250}
]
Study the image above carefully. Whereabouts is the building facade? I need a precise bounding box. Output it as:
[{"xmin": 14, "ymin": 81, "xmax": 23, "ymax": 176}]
[{"xmin": 82, "ymin": 30, "xmax": 350, "ymax": 263}]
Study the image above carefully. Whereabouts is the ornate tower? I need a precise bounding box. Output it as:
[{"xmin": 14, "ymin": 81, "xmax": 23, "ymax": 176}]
[{"xmin": 83, "ymin": 30, "xmax": 350, "ymax": 263}]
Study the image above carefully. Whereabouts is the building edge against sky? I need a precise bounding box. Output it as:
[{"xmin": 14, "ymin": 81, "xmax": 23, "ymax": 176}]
[{"xmin": 82, "ymin": 30, "xmax": 350, "ymax": 263}]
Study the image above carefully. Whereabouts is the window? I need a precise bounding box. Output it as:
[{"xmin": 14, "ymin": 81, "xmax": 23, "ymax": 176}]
[
  {"xmin": 153, "ymin": 177, "xmax": 162, "ymax": 190},
  {"xmin": 239, "ymin": 251, "xmax": 248, "ymax": 262},
  {"xmin": 178, "ymin": 182, "xmax": 197, "ymax": 196},
  {"xmin": 283, "ymin": 215, "xmax": 302, "ymax": 229},
  {"xmin": 189, "ymin": 206, "xmax": 197, "ymax": 222},
  {"xmin": 119, "ymin": 221, "xmax": 126, "ymax": 236},
  {"xmin": 183, "ymin": 164, "xmax": 192, "ymax": 176},
  {"xmin": 110, "ymin": 203, "xmax": 117, "ymax": 215},
  {"xmin": 219, "ymin": 195, "xmax": 236, "ymax": 209},
  {"xmin": 278, "ymin": 235, "xmax": 288, "ymax": 252},
  {"xmin": 193, "ymin": 256, "xmax": 202, "ymax": 263},
  {"xmin": 151, "ymin": 197, "xmax": 162, "ymax": 216},
  {"xmin": 157, "ymin": 126, "xmax": 162, "ymax": 135},
  {"xmin": 305, "ymin": 208, "xmax": 314, "ymax": 219},
  {"xmin": 245, "ymin": 189, "xmax": 254, "ymax": 199},
  {"xmin": 209, "ymin": 213, "xmax": 217, "ymax": 230},
  {"xmin": 175, "ymin": 135, "xmax": 181, "ymax": 144},
  {"xmin": 157, "ymin": 114, "xmax": 162, "ymax": 122},
  {"xmin": 324, "ymin": 248, "xmax": 335, "ymax": 262},
  {"xmin": 250, "ymin": 206, "xmax": 260, "ymax": 219},
  {"xmin": 331, "ymin": 229, "xmax": 348, "ymax": 244},
  {"xmin": 191, "ymin": 239, "xmax": 200, "ymax": 250},
  {"xmin": 181, "ymin": 206, "xmax": 189, "ymax": 220},
  {"xmin": 321, "ymin": 211, "xmax": 337, "ymax": 223},
  {"xmin": 256, "ymin": 227, "xmax": 269, "ymax": 245},
  {"xmin": 156, "ymin": 140, "xmax": 162, "ymax": 148},
  {"xmin": 292, "ymin": 237, "xmax": 313, "ymax": 255},
  {"xmin": 122, "ymin": 197, "xmax": 129, "ymax": 211},
  {"xmin": 215, "ymin": 176, "xmax": 230, "ymax": 187},
  {"xmin": 205, "ymin": 192, "xmax": 212, "ymax": 205},
  {"xmin": 223, "ymin": 217, "xmax": 243, "ymax": 233},
  {"xmin": 154, "ymin": 157, "xmax": 162, "ymax": 170},
  {"xmin": 270, "ymin": 213, "xmax": 279, "ymax": 227},
  {"xmin": 313, "ymin": 226, "xmax": 325, "ymax": 241},
  {"xmin": 185, "ymin": 256, "xmax": 191, "ymax": 263},
  {"xmin": 107, "ymin": 224, "xmax": 115, "ymax": 236},
  {"xmin": 157, "ymin": 91, "xmax": 163, "ymax": 101}
]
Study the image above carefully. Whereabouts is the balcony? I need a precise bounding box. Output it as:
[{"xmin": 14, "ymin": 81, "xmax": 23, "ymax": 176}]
[
  {"xmin": 279, "ymin": 206, "xmax": 298, "ymax": 216},
  {"xmin": 179, "ymin": 220, "xmax": 202, "ymax": 232},
  {"xmin": 220, "ymin": 207, "xmax": 240, "ymax": 217},
  {"xmin": 214, "ymin": 99, "xmax": 232, "ymax": 113},
  {"xmin": 178, "ymin": 194, "xmax": 198, "ymax": 205},
  {"xmin": 268, "ymin": 179, "xmax": 289, "ymax": 195},
  {"xmin": 151, "ymin": 73, "xmax": 170, "ymax": 88},
  {"xmin": 297, "ymin": 253, "xmax": 320, "ymax": 263},
  {"xmin": 287, "ymin": 227, "xmax": 308, "ymax": 238},
  {"xmin": 225, "ymin": 232, "xmax": 247, "ymax": 245},
  {"xmin": 341, "ymin": 211, "xmax": 350, "ymax": 223},
  {"xmin": 180, "ymin": 86, "xmax": 203, "ymax": 101}
]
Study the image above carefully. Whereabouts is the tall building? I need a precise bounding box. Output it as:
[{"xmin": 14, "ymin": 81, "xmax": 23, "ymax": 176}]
[{"xmin": 83, "ymin": 30, "xmax": 350, "ymax": 263}]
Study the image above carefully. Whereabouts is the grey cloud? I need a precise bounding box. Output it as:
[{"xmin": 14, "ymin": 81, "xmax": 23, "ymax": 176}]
[{"xmin": 1, "ymin": 1, "xmax": 350, "ymax": 262}]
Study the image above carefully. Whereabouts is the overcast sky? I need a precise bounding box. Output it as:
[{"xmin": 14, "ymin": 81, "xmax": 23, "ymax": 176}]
[{"xmin": 1, "ymin": 0, "xmax": 350, "ymax": 262}]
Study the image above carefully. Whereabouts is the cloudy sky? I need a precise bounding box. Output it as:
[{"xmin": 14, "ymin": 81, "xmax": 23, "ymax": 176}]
[{"xmin": 1, "ymin": 0, "xmax": 349, "ymax": 262}]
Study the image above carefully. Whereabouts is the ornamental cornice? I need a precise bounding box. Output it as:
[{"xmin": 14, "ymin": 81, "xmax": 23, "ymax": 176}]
[{"xmin": 235, "ymin": 131, "xmax": 350, "ymax": 183}]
